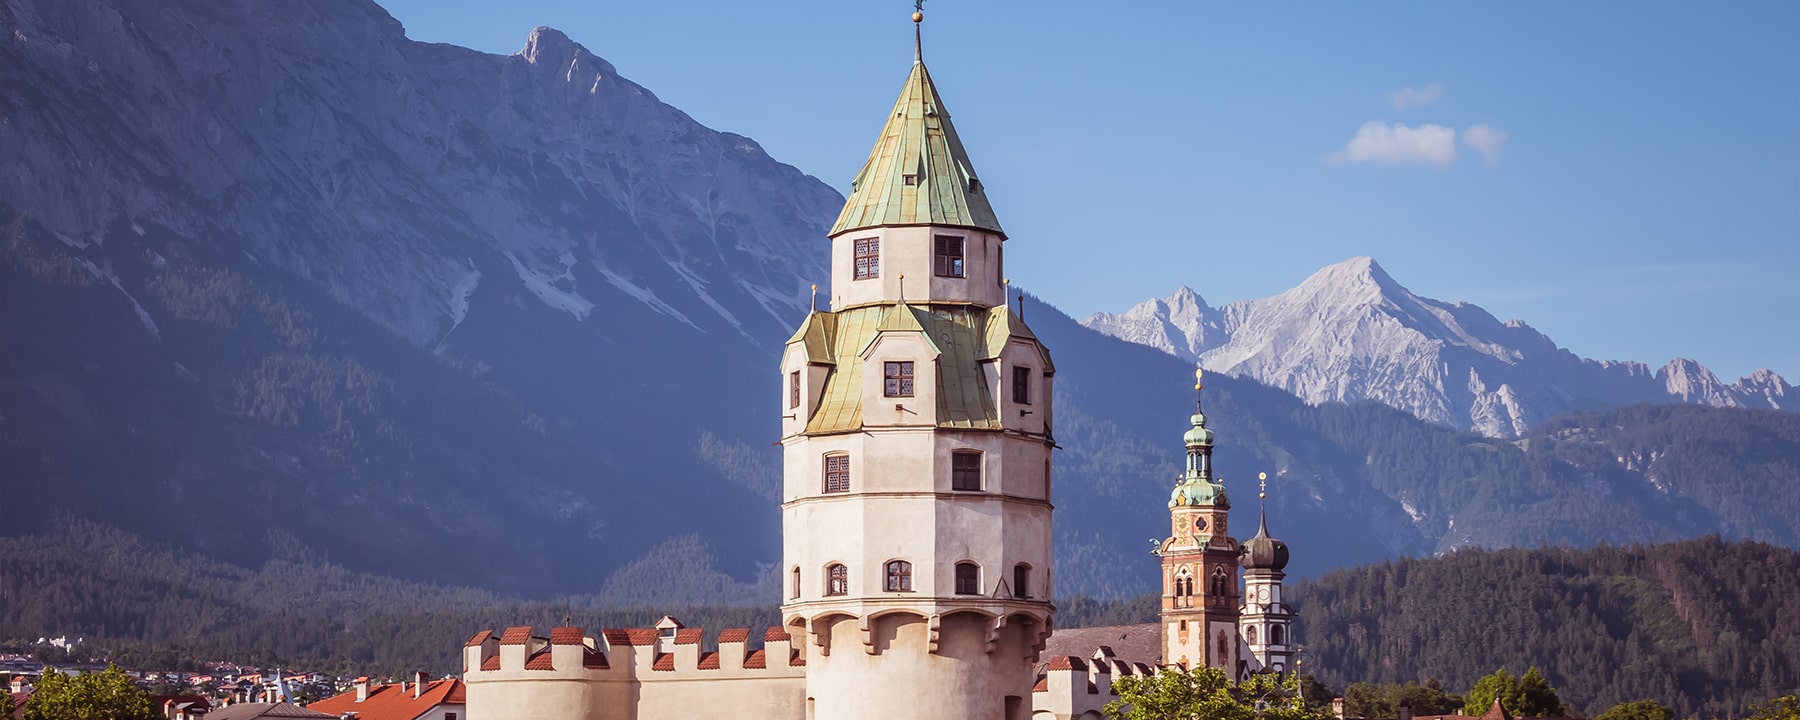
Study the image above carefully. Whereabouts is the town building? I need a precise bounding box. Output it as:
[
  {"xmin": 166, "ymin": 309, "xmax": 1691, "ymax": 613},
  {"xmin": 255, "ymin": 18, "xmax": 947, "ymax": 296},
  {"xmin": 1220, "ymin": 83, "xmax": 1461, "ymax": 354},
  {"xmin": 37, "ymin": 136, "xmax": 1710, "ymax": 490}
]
[
  {"xmin": 308, "ymin": 675, "xmax": 465, "ymax": 720},
  {"xmin": 458, "ymin": 10, "xmax": 1298, "ymax": 720}
]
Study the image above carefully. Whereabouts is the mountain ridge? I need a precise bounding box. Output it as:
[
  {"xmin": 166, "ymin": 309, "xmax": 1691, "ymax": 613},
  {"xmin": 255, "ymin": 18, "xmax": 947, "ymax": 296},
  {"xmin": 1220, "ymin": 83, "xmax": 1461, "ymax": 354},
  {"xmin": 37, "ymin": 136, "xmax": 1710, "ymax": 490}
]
[{"xmin": 1083, "ymin": 257, "xmax": 1793, "ymax": 437}]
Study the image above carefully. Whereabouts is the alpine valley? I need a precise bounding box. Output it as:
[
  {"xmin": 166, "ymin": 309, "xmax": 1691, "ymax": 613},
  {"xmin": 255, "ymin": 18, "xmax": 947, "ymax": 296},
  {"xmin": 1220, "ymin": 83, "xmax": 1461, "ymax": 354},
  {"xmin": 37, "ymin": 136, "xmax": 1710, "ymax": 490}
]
[{"xmin": 2, "ymin": 0, "xmax": 1796, "ymax": 615}]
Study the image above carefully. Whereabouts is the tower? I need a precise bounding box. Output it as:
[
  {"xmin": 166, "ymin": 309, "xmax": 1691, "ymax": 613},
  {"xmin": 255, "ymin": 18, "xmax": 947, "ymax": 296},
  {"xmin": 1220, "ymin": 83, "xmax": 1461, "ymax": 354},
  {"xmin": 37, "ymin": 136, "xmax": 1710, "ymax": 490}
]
[
  {"xmin": 1156, "ymin": 368, "xmax": 1242, "ymax": 672},
  {"xmin": 777, "ymin": 9, "xmax": 1055, "ymax": 720},
  {"xmin": 1239, "ymin": 473, "xmax": 1295, "ymax": 673}
]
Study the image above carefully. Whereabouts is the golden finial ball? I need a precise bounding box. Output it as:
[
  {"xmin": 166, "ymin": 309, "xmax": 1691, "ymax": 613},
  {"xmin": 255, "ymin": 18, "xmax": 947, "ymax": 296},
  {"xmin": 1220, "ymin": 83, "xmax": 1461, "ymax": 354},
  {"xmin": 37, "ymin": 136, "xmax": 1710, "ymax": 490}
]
[
  {"xmin": 913, "ymin": 11, "xmax": 924, "ymax": 22},
  {"xmin": 1259, "ymin": 472, "xmax": 1267, "ymax": 480},
  {"xmin": 1195, "ymin": 367, "xmax": 1205, "ymax": 380},
  {"xmin": 810, "ymin": 283, "xmax": 817, "ymax": 291}
]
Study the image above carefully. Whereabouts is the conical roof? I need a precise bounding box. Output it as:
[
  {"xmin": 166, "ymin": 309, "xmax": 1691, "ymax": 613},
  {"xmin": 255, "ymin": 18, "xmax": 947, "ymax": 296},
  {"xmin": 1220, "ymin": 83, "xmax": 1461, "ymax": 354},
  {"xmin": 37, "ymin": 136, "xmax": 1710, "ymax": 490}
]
[{"xmin": 830, "ymin": 32, "xmax": 1004, "ymax": 238}]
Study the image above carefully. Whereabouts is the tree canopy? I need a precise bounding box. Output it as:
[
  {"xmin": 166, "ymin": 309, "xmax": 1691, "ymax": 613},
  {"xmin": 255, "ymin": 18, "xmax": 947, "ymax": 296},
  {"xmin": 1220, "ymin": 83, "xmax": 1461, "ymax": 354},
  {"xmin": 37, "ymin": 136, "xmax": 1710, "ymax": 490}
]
[
  {"xmin": 1345, "ymin": 680, "xmax": 1463, "ymax": 720},
  {"xmin": 1595, "ymin": 699, "xmax": 1674, "ymax": 720},
  {"xmin": 20, "ymin": 665, "xmax": 158, "ymax": 720},
  {"xmin": 1105, "ymin": 666, "xmax": 1329, "ymax": 720},
  {"xmin": 1748, "ymin": 696, "xmax": 1800, "ymax": 720},
  {"xmin": 1464, "ymin": 668, "xmax": 1567, "ymax": 718}
]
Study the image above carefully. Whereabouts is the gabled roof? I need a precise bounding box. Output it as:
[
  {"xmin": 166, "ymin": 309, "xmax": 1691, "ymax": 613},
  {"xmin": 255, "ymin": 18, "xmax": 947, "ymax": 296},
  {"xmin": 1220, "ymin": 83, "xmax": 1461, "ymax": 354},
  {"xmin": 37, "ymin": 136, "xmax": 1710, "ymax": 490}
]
[
  {"xmin": 805, "ymin": 304, "xmax": 1003, "ymax": 434},
  {"xmin": 982, "ymin": 305, "xmax": 1054, "ymax": 374},
  {"xmin": 201, "ymin": 703, "xmax": 333, "ymax": 720},
  {"xmin": 785, "ymin": 311, "xmax": 837, "ymax": 364},
  {"xmin": 308, "ymin": 679, "xmax": 465, "ymax": 720},
  {"xmin": 829, "ymin": 37, "xmax": 1003, "ymax": 239}
]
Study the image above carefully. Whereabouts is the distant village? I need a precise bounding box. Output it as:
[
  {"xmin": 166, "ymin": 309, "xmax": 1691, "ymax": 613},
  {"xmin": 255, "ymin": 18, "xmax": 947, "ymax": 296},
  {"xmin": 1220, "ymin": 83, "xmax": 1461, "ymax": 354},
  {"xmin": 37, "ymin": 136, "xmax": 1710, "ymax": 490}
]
[{"xmin": 2, "ymin": 639, "xmax": 464, "ymax": 720}]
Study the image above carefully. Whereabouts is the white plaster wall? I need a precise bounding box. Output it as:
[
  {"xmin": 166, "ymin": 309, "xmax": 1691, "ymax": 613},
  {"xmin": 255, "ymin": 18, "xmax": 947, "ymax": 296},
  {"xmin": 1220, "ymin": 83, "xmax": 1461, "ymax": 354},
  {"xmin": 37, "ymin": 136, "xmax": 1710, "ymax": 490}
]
[
  {"xmin": 804, "ymin": 612, "xmax": 1038, "ymax": 720},
  {"xmin": 829, "ymin": 226, "xmax": 1006, "ymax": 309}
]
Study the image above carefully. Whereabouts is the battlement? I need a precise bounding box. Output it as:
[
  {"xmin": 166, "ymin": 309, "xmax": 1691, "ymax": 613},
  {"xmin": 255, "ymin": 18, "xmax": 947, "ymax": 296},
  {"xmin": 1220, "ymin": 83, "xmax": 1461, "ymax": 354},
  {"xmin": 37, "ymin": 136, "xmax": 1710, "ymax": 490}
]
[
  {"xmin": 1031, "ymin": 647, "xmax": 1156, "ymax": 720},
  {"xmin": 463, "ymin": 619, "xmax": 806, "ymax": 680}
]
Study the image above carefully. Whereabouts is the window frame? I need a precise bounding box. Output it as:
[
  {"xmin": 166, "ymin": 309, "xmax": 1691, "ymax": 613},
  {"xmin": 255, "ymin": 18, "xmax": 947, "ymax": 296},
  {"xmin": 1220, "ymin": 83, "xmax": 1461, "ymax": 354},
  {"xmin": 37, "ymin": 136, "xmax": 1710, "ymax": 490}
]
[
  {"xmin": 1013, "ymin": 563, "xmax": 1030, "ymax": 599},
  {"xmin": 933, "ymin": 235, "xmax": 966, "ymax": 278},
  {"xmin": 883, "ymin": 361, "xmax": 915, "ymax": 398},
  {"xmin": 789, "ymin": 370, "xmax": 801, "ymax": 409},
  {"xmin": 824, "ymin": 453, "xmax": 850, "ymax": 494},
  {"xmin": 885, "ymin": 560, "xmax": 913, "ymax": 592},
  {"xmin": 954, "ymin": 561, "xmax": 980, "ymax": 595},
  {"xmin": 1012, "ymin": 366, "xmax": 1031, "ymax": 405},
  {"xmin": 791, "ymin": 567, "xmax": 802, "ymax": 599},
  {"xmin": 853, "ymin": 237, "xmax": 880, "ymax": 280},
  {"xmin": 951, "ymin": 450, "xmax": 982, "ymax": 491},
  {"xmin": 825, "ymin": 563, "xmax": 849, "ymax": 596}
]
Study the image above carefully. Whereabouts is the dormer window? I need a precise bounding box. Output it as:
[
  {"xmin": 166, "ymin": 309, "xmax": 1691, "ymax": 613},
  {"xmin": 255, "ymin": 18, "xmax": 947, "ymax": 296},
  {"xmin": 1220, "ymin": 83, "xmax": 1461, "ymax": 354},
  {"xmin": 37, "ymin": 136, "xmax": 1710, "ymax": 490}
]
[
  {"xmin": 933, "ymin": 236, "xmax": 965, "ymax": 278},
  {"xmin": 854, "ymin": 238, "xmax": 880, "ymax": 280},
  {"xmin": 904, "ymin": 174, "xmax": 918, "ymax": 186},
  {"xmin": 790, "ymin": 370, "xmax": 801, "ymax": 409},
  {"xmin": 883, "ymin": 361, "xmax": 915, "ymax": 397}
]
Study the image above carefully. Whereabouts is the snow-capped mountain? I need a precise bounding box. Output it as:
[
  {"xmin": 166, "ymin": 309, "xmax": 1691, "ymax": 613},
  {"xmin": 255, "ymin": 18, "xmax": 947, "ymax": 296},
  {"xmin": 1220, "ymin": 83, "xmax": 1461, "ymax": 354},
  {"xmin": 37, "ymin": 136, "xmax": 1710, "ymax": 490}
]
[{"xmin": 1083, "ymin": 257, "xmax": 1793, "ymax": 436}]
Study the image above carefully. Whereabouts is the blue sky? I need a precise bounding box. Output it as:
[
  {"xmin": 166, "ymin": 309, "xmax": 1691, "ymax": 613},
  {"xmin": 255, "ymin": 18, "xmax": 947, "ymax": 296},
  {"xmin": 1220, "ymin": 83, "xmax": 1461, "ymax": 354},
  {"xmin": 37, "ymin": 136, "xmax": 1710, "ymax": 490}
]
[{"xmin": 377, "ymin": 0, "xmax": 1798, "ymax": 380}]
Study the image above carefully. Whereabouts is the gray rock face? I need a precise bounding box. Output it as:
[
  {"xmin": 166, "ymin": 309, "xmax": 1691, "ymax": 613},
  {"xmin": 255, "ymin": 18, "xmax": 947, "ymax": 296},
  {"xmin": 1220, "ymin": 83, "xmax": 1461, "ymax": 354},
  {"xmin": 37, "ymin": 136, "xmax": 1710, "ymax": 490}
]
[
  {"xmin": 1084, "ymin": 257, "xmax": 1792, "ymax": 436},
  {"xmin": 0, "ymin": 0, "xmax": 837, "ymax": 348}
]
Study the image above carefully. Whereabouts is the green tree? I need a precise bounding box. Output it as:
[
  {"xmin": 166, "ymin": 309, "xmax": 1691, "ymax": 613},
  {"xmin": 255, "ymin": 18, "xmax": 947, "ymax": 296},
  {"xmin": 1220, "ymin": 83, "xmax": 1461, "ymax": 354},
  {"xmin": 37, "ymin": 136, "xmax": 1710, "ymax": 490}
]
[
  {"xmin": 1106, "ymin": 666, "xmax": 1330, "ymax": 720},
  {"xmin": 1597, "ymin": 700, "xmax": 1673, "ymax": 720},
  {"xmin": 1347, "ymin": 681, "xmax": 1463, "ymax": 720},
  {"xmin": 1464, "ymin": 668, "xmax": 1567, "ymax": 718},
  {"xmin": 1, "ymin": 689, "xmax": 14, "ymax": 719},
  {"xmin": 1748, "ymin": 696, "xmax": 1800, "ymax": 720},
  {"xmin": 21, "ymin": 665, "xmax": 158, "ymax": 720}
]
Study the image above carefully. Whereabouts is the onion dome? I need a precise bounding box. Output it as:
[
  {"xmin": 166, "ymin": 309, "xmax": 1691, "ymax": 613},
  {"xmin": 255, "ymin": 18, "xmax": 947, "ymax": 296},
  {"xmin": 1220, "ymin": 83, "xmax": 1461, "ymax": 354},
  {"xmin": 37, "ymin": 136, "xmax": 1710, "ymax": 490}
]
[{"xmin": 1245, "ymin": 482, "xmax": 1288, "ymax": 572}]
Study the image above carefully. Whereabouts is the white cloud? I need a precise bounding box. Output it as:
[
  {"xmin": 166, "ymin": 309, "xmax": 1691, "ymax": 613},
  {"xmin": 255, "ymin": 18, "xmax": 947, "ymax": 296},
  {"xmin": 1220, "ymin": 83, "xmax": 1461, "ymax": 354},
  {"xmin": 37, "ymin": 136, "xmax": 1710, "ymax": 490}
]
[
  {"xmin": 1463, "ymin": 125, "xmax": 1509, "ymax": 166},
  {"xmin": 1388, "ymin": 83, "xmax": 1443, "ymax": 110},
  {"xmin": 1331, "ymin": 121, "xmax": 1458, "ymax": 166}
]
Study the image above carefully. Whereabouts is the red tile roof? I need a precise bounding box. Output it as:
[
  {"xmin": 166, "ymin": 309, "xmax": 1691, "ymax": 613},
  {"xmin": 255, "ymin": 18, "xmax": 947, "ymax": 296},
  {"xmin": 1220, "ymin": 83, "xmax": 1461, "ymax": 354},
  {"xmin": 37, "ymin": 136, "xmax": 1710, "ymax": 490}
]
[
  {"xmin": 788, "ymin": 650, "xmax": 805, "ymax": 667},
  {"xmin": 697, "ymin": 652, "xmax": 721, "ymax": 670},
  {"xmin": 582, "ymin": 649, "xmax": 609, "ymax": 670},
  {"xmin": 764, "ymin": 627, "xmax": 791, "ymax": 642},
  {"xmin": 1046, "ymin": 656, "xmax": 1088, "ymax": 671},
  {"xmin": 717, "ymin": 628, "xmax": 751, "ymax": 643},
  {"xmin": 602, "ymin": 628, "xmax": 660, "ymax": 646},
  {"xmin": 674, "ymin": 628, "xmax": 703, "ymax": 646},
  {"xmin": 498, "ymin": 626, "xmax": 533, "ymax": 645},
  {"xmin": 309, "ymin": 679, "xmax": 465, "ymax": 720},
  {"xmin": 463, "ymin": 630, "xmax": 493, "ymax": 647},
  {"xmin": 479, "ymin": 656, "xmax": 499, "ymax": 671},
  {"xmin": 743, "ymin": 650, "xmax": 767, "ymax": 669},
  {"xmin": 651, "ymin": 654, "xmax": 675, "ymax": 672},
  {"xmin": 1032, "ymin": 678, "xmax": 1048, "ymax": 692},
  {"xmin": 549, "ymin": 627, "xmax": 585, "ymax": 646},
  {"xmin": 524, "ymin": 649, "xmax": 555, "ymax": 671}
]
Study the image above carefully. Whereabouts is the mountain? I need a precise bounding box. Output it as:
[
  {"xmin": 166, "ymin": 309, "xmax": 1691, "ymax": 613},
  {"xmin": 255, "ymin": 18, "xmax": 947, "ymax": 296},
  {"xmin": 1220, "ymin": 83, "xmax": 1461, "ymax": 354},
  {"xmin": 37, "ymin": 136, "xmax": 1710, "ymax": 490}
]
[
  {"xmin": 1082, "ymin": 257, "xmax": 1794, "ymax": 437},
  {"xmin": 0, "ymin": 0, "xmax": 835, "ymax": 595},
  {"xmin": 3, "ymin": 0, "xmax": 1796, "ymax": 606}
]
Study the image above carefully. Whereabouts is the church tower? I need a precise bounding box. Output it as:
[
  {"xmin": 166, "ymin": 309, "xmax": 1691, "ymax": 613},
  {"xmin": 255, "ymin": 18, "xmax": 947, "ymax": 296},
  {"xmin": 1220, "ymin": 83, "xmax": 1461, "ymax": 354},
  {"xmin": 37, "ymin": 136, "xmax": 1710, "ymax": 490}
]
[
  {"xmin": 777, "ymin": 9, "xmax": 1055, "ymax": 720},
  {"xmin": 1156, "ymin": 368, "xmax": 1242, "ymax": 672},
  {"xmin": 1240, "ymin": 473, "xmax": 1295, "ymax": 673}
]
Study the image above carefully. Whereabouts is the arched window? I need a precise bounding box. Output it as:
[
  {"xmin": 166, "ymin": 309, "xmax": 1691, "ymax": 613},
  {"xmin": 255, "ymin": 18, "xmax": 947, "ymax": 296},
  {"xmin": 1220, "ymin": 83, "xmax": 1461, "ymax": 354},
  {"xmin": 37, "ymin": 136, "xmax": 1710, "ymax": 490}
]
[
  {"xmin": 1246, "ymin": 625, "xmax": 1258, "ymax": 645},
  {"xmin": 954, "ymin": 562, "xmax": 980, "ymax": 595},
  {"xmin": 1210, "ymin": 566, "xmax": 1229, "ymax": 597},
  {"xmin": 885, "ymin": 560, "xmax": 912, "ymax": 592},
  {"xmin": 825, "ymin": 564, "xmax": 848, "ymax": 596},
  {"xmin": 951, "ymin": 450, "xmax": 982, "ymax": 491},
  {"xmin": 1216, "ymin": 630, "xmax": 1229, "ymax": 665},
  {"xmin": 1270, "ymin": 624, "xmax": 1285, "ymax": 646},
  {"xmin": 1013, "ymin": 564, "xmax": 1030, "ymax": 599},
  {"xmin": 791, "ymin": 567, "xmax": 801, "ymax": 599},
  {"xmin": 823, "ymin": 453, "xmax": 850, "ymax": 493}
]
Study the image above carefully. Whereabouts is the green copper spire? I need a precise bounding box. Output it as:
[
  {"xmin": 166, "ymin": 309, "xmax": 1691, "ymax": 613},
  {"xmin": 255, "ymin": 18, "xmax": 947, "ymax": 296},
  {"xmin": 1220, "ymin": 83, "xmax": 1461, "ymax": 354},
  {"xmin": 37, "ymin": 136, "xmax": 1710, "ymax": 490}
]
[
  {"xmin": 829, "ymin": 10, "xmax": 1005, "ymax": 239},
  {"xmin": 1170, "ymin": 366, "xmax": 1229, "ymax": 508}
]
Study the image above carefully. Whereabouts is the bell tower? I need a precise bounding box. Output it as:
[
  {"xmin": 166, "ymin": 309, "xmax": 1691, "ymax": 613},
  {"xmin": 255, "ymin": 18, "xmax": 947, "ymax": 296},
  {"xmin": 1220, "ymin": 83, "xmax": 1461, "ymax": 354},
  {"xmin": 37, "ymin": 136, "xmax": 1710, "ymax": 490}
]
[
  {"xmin": 776, "ymin": 8, "xmax": 1055, "ymax": 720},
  {"xmin": 1240, "ymin": 473, "xmax": 1295, "ymax": 673},
  {"xmin": 1156, "ymin": 367, "xmax": 1241, "ymax": 672}
]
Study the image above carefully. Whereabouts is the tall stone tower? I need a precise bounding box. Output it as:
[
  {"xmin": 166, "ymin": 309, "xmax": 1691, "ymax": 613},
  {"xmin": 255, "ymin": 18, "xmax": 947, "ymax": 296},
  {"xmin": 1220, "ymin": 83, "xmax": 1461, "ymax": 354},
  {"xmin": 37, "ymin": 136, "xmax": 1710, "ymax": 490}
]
[
  {"xmin": 777, "ymin": 10, "xmax": 1055, "ymax": 720},
  {"xmin": 1239, "ymin": 474, "xmax": 1295, "ymax": 673},
  {"xmin": 1156, "ymin": 368, "xmax": 1242, "ymax": 672}
]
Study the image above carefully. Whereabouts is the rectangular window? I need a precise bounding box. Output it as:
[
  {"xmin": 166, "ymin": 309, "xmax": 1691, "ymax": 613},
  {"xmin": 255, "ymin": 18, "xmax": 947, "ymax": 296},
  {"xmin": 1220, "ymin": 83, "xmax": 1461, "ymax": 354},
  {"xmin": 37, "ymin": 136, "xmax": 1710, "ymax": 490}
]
[
  {"xmin": 951, "ymin": 452, "xmax": 982, "ymax": 491},
  {"xmin": 1012, "ymin": 366, "xmax": 1031, "ymax": 404},
  {"xmin": 853, "ymin": 238, "xmax": 880, "ymax": 280},
  {"xmin": 933, "ymin": 235, "xmax": 965, "ymax": 278},
  {"xmin": 824, "ymin": 454, "xmax": 850, "ymax": 493},
  {"xmin": 884, "ymin": 361, "xmax": 915, "ymax": 397},
  {"xmin": 1013, "ymin": 565, "xmax": 1030, "ymax": 599},
  {"xmin": 954, "ymin": 563, "xmax": 979, "ymax": 595},
  {"xmin": 790, "ymin": 370, "xmax": 801, "ymax": 409}
]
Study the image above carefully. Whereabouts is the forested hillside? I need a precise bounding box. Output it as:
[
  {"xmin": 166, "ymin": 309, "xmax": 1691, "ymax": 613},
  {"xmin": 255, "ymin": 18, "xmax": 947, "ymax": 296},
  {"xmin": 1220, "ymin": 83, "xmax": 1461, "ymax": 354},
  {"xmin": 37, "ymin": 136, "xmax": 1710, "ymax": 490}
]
[{"xmin": 1292, "ymin": 537, "xmax": 1800, "ymax": 717}]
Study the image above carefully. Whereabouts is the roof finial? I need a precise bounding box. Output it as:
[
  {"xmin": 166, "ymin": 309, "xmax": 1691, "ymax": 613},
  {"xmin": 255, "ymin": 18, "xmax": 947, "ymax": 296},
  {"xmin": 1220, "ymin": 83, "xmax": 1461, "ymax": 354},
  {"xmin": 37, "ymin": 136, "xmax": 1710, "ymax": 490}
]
[
  {"xmin": 897, "ymin": 273, "xmax": 906, "ymax": 304},
  {"xmin": 810, "ymin": 283, "xmax": 819, "ymax": 312},
  {"xmin": 1194, "ymin": 365, "xmax": 1206, "ymax": 413},
  {"xmin": 913, "ymin": 0, "xmax": 925, "ymax": 63}
]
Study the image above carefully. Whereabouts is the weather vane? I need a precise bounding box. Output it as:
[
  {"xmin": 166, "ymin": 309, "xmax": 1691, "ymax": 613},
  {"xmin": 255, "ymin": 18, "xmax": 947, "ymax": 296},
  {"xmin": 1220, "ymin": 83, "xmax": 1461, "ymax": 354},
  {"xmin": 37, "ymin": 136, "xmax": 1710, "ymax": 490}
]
[{"xmin": 1194, "ymin": 365, "xmax": 1205, "ymax": 412}]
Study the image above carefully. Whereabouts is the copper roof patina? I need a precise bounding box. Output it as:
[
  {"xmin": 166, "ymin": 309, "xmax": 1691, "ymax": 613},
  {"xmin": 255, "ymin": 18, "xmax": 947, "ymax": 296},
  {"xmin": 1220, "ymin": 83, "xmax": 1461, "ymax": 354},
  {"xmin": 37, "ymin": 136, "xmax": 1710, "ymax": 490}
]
[
  {"xmin": 798, "ymin": 303, "xmax": 1049, "ymax": 435},
  {"xmin": 829, "ymin": 40, "xmax": 1003, "ymax": 239}
]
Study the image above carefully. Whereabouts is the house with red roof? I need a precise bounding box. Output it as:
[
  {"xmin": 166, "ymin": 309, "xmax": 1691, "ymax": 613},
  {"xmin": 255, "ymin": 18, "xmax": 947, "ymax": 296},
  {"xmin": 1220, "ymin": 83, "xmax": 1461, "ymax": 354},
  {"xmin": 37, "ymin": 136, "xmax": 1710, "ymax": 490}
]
[{"xmin": 307, "ymin": 674, "xmax": 465, "ymax": 720}]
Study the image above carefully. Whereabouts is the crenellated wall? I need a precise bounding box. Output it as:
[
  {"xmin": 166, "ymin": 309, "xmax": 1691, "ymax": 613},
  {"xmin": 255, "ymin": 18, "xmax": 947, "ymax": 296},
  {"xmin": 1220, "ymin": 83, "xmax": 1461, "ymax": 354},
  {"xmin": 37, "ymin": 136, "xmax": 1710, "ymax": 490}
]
[
  {"xmin": 462, "ymin": 623, "xmax": 806, "ymax": 720},
  {"xmin": 1030, "ymin": 648, "xmax": 1156, "ymax": 720}
]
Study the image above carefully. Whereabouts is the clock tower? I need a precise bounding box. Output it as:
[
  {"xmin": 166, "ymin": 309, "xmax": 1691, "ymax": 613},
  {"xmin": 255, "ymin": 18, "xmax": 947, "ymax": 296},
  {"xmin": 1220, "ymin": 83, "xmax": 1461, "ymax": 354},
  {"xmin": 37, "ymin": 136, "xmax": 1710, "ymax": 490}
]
[{"xmin": 1155, "ymin": 368, "xmax": 1241, "ymax": 672}]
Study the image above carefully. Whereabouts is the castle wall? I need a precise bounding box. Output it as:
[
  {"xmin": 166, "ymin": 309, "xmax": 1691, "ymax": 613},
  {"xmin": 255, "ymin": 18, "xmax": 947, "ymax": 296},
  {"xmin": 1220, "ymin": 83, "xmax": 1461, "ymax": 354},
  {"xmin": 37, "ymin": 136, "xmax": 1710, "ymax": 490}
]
[
  {"xmin": 804, "ymin": 611, "xmax": 1039, "ymax": 720},
  {"xmin": 462, "ymin": 626, "xmax": 805, "ymax": 720}
]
